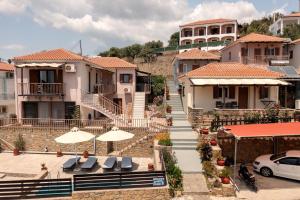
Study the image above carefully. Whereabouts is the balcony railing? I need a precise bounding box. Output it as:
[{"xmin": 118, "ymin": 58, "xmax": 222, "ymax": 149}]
[
  {"xmin": 241, "ymin": 55, "xmax": 289, "ymax": 65},
  {"xmin": 93, "ymin": 83, "xmax": 116, "ymax": 95},
  {"xmin": 17, "ymin": 83, "xmax": 64, "ymax": 96}
]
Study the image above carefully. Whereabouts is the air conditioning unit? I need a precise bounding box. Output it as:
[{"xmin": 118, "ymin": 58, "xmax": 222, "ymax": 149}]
[
  {"xmin": 124, "ymin": 88, "xmax": 131, "ymax": 93},
  {"xmin": 65, "ymin": 64, "xmax": 76, "ymax": 72}
]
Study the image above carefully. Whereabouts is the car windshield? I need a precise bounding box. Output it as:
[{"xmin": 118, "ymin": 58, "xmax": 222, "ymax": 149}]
[{"xmin": 270, "ymin": 152, "xmax": 286, "ymax": 161}]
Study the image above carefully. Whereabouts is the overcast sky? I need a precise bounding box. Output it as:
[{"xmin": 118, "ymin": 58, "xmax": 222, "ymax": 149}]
[{"xmin": 0, "ymin": 0, "xmax": 298, "ymax": 59}]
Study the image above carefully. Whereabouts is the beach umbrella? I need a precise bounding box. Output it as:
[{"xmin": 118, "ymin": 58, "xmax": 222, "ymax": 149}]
[
  {"xmin": 96, "ymin": 126, "xmax": 134, "ymax": 151},
  {"xmin": 55, "ymin": 127, "xmax": 95, "ymax": 161}
]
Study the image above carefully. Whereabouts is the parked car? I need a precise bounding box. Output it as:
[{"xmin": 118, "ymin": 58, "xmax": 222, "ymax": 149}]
[{"xmin": 253, "ymin": 150, "xmax": 300, "ymax": 181}]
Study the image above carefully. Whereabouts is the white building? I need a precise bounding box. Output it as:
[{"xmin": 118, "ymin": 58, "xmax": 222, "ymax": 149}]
[
  {"xmin": 0, "ymin": 62, "xmax": 15, "ymax": 117},
  {"xmin": 269, "ymin": 12, "xmax": 300, "ymax": 35},
  {"xmin": 179, "ymin": 18, "xmax": 238, "ymax": 51}
]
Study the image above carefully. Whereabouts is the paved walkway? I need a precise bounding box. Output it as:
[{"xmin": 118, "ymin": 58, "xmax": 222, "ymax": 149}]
[{"xmin": 167, "ymin": 80, "xmax": 209, "ymax": 196}]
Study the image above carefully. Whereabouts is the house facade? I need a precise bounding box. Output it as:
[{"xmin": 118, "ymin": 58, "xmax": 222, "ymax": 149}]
[
  {"xmin": 172, "ymin": 48, "xmax": 220, "ymax": 79},
  {"xmin": 13, "ymin": 48, "xmax": 144, "ymax": 120},
  {"xmin": 179, "ymin": 18, "xmax": 238, "ymax": 51},
  {"xmin": 221, "ymin": 33, "xmax": 290, "ymax": 65},
  {"xmin": 178, "ymin": 62, "xmax": 289, "ymax": 114},
  {"xmin": 0, "ymin": 62, "xmax": 15, "ymax": 117},
  {"xmin": 269, "ymin": 12, "xmax": 300, "ymax": 35}
]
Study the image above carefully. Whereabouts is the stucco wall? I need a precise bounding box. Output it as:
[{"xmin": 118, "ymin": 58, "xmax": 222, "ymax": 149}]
[{"xmin": 290, "ymin": 44, "xmax": 300, "ymax": 69}]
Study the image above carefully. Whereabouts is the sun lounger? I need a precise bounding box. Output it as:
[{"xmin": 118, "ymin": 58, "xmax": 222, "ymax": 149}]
[
  {"xmin": 121, "ymin": 156, "xmax": 133, "ymax": 170},
  {"xmin": 102, "ymin": 156, "xmax": 117, "ymax": 170},
  {"xmin": 81, "ymin": 157, "xmax": 98, "ymax": 171},
  {"xmin": 63, "ymin": 157, "xmax": 80, "ymax": 171}
]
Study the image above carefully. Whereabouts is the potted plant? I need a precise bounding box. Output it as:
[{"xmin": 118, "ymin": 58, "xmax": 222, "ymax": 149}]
[
  {"xmin": 201, "ymin": 127, "xmax": 209, "ymax": 135},
  {"xmin": 13, "ymin": 134, "xmax": 25, "ymax": 156},
  {"xmin": 210, "ymin": 138, "xmax": 217, "ymax": 146},
  {"xmin": 166, "ymin": 105, "xmax": 172, "ymax": 113},
  {"xmin": 217, "ymin": 155, "xmax": 225, "ymax": 166},
  {"xmin": 83, "ymin": 150, "xmax": 89, "ymax": 158},
  {"xmin": 148, "ymin": 163, "xmax": 154, "ymax": 171},
  {"xmin": 56, "ymin": 149, "xmax": 63, "ymax": 157},
  {"xmin": 167, "ymin": 117, "xmax": 173, "ymax": 126},
  {"xmin": 219, "ymin": 167, "xmax": 231, "ymax": 184}
]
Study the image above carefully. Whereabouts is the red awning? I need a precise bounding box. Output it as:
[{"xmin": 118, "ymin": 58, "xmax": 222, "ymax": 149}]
[{"xmin": 225, "ymin": 122, "xmax": 300, "ymax": 138}]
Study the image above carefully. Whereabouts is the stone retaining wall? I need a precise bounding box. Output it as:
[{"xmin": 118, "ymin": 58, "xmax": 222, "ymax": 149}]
[
  {"xmin": 188, "ymin": 107, "xmax": 204, "ymax": 127},
  {"xmin": 72, "ymin": 187, "xmax": 170, "ymax": 200},
  {"xmin": 0, "ymin": 127, "xmax": 151, "ymax": 156}
]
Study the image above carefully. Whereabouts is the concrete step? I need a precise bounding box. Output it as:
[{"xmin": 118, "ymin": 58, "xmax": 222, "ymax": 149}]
[
  {"xmin": 172, "ymin": 141, "xmax": 198, "ymax": 146},
  {"xmin": 172, "ymin": 145, "xmax": 197, "ymax": 150}
]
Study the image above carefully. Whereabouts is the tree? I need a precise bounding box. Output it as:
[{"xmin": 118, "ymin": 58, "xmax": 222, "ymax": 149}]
[
  {"xmin": 282, "ymin": 24, "xmax": 300, "ymax": 40},
  {"xmin": 239, "ymin": 16, "xmax": 273, "ymax": 36},
  {"xmin": 123, "ymin": 44, "xmax": 142, "ymax": 60},
  {"xmin": 168, "ymin": 32, "xmax": 179, "ymax": 47},
  {"xmin": 139, "ymin": 40, "xmax": 163, "ymax": 63},
  {"xmin": 151, "ymin": 75, "xmax": 166, "ymax": 96}
]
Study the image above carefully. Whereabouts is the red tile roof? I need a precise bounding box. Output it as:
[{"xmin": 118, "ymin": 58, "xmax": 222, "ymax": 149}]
[
  {"xmin": 175, "ymin": 48, "xmax": 220, "ymax": 60},
  {"xmin": 13, "ymin": 48, "xmax": 84, "ymax": 61},
  {"xmin": 237, "ymin": 33, "xmax": 286, "ymax": 43},
  {"xmin": 186, "ymin": 62, "xmax": 283, "ymax": 78},
  {"xmin": 284, "ymin": 12, "xmax": 300, "ymax": 18},
  {"xmin": 180, "ymin": 18, "xmax": 236, "ymax": 27},
  {"xmin": 88, "ymin": 57, "xmax": 136, "ymax": 68},
  {"xmin": 0, "ymin": 62, "xmax": 13, "ymax": 71},
  {"xmin": 292, "ymin": 38, "xmax": 300, "ymax": 44}
]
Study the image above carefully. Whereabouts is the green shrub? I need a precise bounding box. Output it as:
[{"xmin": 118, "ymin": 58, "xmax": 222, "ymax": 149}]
[
  {"xmin": 219, "ymin": 167, "xmax": 231, "ymax": 178},
  {"xmin": 162, "ymin": 149, "xmax": 183, "ymax": 196},
  {"xmin": 158, "ymin": 138, "xmax": 172, "ymax": 146},
  {"xmin": 202, "ymin": 161, "xmax": 216, "ymax": 178},
  {"xmin": 14, "ymin": 134, "xmax": 25, "ymax": 151}
]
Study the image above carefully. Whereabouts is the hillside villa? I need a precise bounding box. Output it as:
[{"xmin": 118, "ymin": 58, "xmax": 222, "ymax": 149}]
[{"xmin": 269, "ymin": 12, "xmax": 300, "ymax": 35}]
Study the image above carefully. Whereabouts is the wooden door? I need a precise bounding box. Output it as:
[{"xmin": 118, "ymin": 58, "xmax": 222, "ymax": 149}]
[
  {"xmin": 238, "ymin": 87, "xmax": 248, "ymax": 109},
  {"xmin": 113, "ymin": 98, "xmax": 123, "ymax": 114},
  {"xmin": 254, "ymin": 48, "xmax": 262, "ymax": 62}
]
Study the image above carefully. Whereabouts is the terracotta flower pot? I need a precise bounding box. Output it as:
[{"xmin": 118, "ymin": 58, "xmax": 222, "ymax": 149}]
[
  {"xmin": 210, "ymin": 139, "xmax": 217, "ymax": 146},
  {"xmin": 83, "ymin": 150, "xmax": 89, "ymax": 158},
  {"xmin": 13, "ymin": 148, "xmax": 19, "ymax": 156},
  {"xmin": 217, "ymin": 159, "xmax": 225, "ymax": 166},
  {"xmin": 221, "ymin": 177, "xmax": 230, "ymax": 184},
  {"xmin": 148, "ymin": 163, "xmax": 154, "ymax": 171},
  {"xmin": 56, "ymin": 151, "xmax": 63, "ymax": 157},
  {"xmin": 201, "ymin": 128, "xmax": 209, "ymax": 135}
]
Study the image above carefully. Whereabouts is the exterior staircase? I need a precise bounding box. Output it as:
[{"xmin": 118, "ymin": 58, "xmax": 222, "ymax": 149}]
[
  {"xmin": 167, "ymin": 80, "xmax": 202, "ymax": 173},
  {"xmin": 132, "ymin": 92, "xmax": 145, "ymax": 119},
  {"xmin": 80, "ymin": 90, "xmax": 123, "ymax": 120}
]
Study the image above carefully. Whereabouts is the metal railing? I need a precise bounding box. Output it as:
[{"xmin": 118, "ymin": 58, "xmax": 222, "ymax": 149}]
[
  {"xmin": 93, "ymin": 83, "xmax": 116, "ymax": 95},
  {"xmin": 17, "ymin": 83, "xmax": 64, "ymax": 96},
  {"xmin": 0, "ymin": 178, "xmax": 72, "ymax": 199},
  {"xmin": 241, "ymin": 55, "xmax": 289, "ymax": 65}
]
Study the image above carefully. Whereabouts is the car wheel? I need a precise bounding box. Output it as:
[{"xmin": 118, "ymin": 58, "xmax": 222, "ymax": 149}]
[{"xmin": 260, "ymin": 167, "xmax": 273, "ymax": 177}]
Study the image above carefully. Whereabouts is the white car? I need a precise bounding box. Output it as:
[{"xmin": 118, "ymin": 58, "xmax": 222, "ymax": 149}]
[{"xmin": 253, "ymin": 150, "xmax": 300, "ymax": 181}]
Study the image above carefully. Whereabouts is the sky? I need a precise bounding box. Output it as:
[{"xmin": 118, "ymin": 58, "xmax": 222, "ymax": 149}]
[{"xmin": 0, "ymin": 0, "xmax": 298, "ymax": 60}]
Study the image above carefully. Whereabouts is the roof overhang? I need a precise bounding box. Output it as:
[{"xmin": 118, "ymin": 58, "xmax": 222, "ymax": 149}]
[
  {"xmin": 16, "ymin": 63, "xmax": 64, "ymax": 68},
  {"xmin": 225, "ymin": 122, "xmax": 300, "ymax": 139},
  {"xmin": 190, "ymin": 78, "xmax": 290, "ymax": 86}
]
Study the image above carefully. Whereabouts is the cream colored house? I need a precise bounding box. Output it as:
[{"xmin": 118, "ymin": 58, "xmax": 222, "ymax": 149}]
[
  {"xmin": 178, "ymin": 62, "xmax": 289, "ymax": 114},
  {"xmin": 0, "ymin": 62, "xmax": 15, "ymax": 117},
  {"xmin": 269, "ymin": 12, "xmax": 300, "ymax": 35},
  {"xmin": 13, "ymin": 48, "xmax": 146, "ymax": 120},
  {"xmin": 221, "ymin": 33, "xmax": 290, "ymax": 65}
]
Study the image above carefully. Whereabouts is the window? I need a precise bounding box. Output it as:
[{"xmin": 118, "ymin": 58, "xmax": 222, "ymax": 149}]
[
  {"xmin": 185, "ymin": 41, "xmax": 191, "ymax": 45},
  {"xmin": 213, "ymin": 86, "xmax": 222, "ymax": 99},
  {"xmin": 0, "ymin": 106, "xmax": 7, "ymax": 113},
  {"xmin": 199, "ymin": 29, "xmax": 205, "ymax": 36},
  {"xmin": 259, "ymin": 86, "xmax": 269, "ymax": 99},
  {"xmin": 5, "ymin": 72, "xmax": 13, "ymax": 79},
  {"xmin": 278, "ymin": 157, "xmax": 299, "ymax": 166},
  {"xmin": 39, "ymin": 70, "xmax": 55, "ymax": 83},
  {"xmin": 228, "ymin": 52, "xmax": 232, "ymax": 60},
  {"xmin": 241, "ymin": 48, "xmax": 248, "ymax": 56},
  {"xmin": 290, "ymin": 50, "xmax": 294, "ymax": 59},
  {"xmin": 179, "ymin": 64, "xmax": 184, "ymax": 73},
  {"xmin": 226, "ymin": 26, "xmax": 233, "ymax": 33},
  {"xmin": 265, "ymin": 48, "xmax": 280, "ymax": 56},
  {"xmin": 120, "ymin": 74, "xmax": 132, "ymax": 83}
]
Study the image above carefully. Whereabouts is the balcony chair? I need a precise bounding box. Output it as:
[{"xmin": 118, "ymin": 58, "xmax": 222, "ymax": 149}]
[
  {"xmin": 121, "ymin": 156, "xmax": 133, "ymax": 170},
  {"xmin": 102, "ymin": 156, "xmax": 117, "ymax": 171},
  {"xmin": 80, "ymin": 157, "xmax": 98, "ymax": 171},
  {"xmin": 62, "ymin": 157, "xmax": 81, "ymax": 171}
]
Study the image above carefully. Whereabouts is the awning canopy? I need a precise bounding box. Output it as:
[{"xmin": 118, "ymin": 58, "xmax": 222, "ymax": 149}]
[
  {"xmin": 225, "ymin": 122, "xmax": 300, "ymax": 138},
  {"xmin": 16, "ymin": 63, "xmax": 63, "ymax": 68},
  {"xmin": 190, "ymin": 78, "xmax": 290, "ymax": 86}
]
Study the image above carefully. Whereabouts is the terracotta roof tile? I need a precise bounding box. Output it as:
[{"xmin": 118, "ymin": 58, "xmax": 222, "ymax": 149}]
[
  {"xmin": 284, "ymin": 12, "xmax": 300, "ymax": 18},
  {"xmin": 175, "ymin": 48, "xmax": 220, "ymax": 60},
  {"xmin": 237, "ymin": 33, "xmax": 285, "ymax": 43},
  {"xmin": 88, "ymin": 57, "xmax": 136, "ymax": 68},
  {"xmin": 13, "ymin": 48, "xmax": 83, "ymax": 61},
  {"xmin": 180, "ymin": 18, "xmax": 236, "ymax": 27},
  {"xmin": 186, "ymin": 62, "xmax": 283, "ymax": 78},
  {"xmin": 0, "ymin": 62, "xmax": 13, "ymax": 71}
]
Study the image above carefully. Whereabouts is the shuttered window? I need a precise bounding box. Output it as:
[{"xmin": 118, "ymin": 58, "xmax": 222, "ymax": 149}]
[
  {"xmin": 120, "ymin": 74, "xmax": 133, "ymax": 83},
  {"xmin": 259, "ymin": 86, "xmax": 269, "ymax": 99},
  {"xmin": 213, "ymin": 86, "xmax": 222, "ymax": 99},
  {"xmin": 229, "ymin": 86, "xmax": 235, "ymax": 99}
]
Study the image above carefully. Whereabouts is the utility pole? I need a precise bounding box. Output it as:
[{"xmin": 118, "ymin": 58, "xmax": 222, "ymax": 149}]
[{"xmin": 79, "ymin": 40, "xmax": 82, "ymax": 56}]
